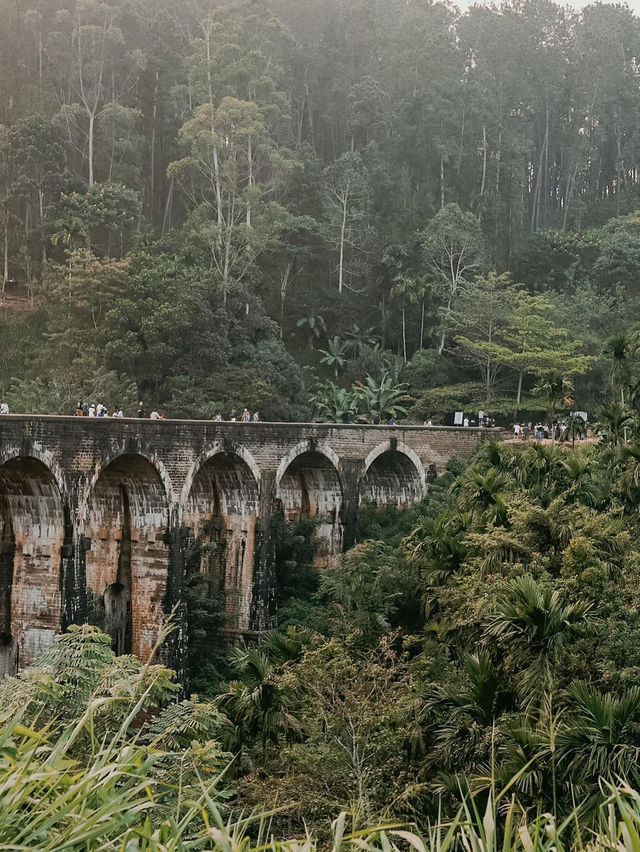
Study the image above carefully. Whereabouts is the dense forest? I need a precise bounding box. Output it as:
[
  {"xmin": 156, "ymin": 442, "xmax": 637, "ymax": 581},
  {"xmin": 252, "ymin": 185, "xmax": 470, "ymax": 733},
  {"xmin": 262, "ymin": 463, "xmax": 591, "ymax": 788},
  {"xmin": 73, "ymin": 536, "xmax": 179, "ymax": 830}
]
[
  {"xmin": 9, "ymin": 0, "xmax": 640, "ymax": 843},
  {"xmin": 9, "ymin": 435, "xmax": 640, "ymax": 846},
  {"xmin": 3, "ymin": 0, "xmax": 640, "ymax": 420}
]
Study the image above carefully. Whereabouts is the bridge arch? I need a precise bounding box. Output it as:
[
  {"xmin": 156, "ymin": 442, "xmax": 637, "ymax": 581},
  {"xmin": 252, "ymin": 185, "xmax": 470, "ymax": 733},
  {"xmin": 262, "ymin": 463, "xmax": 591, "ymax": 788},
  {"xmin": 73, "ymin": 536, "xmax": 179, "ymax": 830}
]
[
  {"xmin": 181, "ymin": 444, "xmax": 261, "ymax": 508},
  {"xmin": 85, "ymin": 447, "xmax": 174, "ymax": 507},
  {"xmin": 0, "ymin": 454, "xmax": 67, "ymax": 672},
  {"xmin": 275, "ymin": 442, "xmax": 343, "ymax": 567},
  {"xmin": 82, "ymin": 453, "xmax": 170, "ymax": 660},
  {"xmin": 360, "ymin": 441, "xmax": 425, "ymax": 508},
  {"xmin": 183, "ymin": 446, "xmax": 260, "ymax": 631}
]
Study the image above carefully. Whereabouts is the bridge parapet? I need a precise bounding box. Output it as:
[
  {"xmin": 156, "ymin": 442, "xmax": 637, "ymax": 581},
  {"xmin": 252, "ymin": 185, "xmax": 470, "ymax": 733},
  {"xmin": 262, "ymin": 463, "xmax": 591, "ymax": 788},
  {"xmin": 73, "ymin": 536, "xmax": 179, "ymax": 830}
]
[{"xmin": 0, "ymin": 415, "xmax": 502, "ymax": 672}]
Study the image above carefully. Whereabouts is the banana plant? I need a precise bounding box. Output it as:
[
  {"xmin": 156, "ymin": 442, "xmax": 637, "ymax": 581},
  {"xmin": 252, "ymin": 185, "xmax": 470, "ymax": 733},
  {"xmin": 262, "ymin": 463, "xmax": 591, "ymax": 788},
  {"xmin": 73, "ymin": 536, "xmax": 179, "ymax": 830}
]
[
  {"xmin": 319, "ymin": 336, "xmax": 349, "ymax": 377},
  {"xmin": 353, "ymin": 372, "xmax": 410, "ymax": 422}
]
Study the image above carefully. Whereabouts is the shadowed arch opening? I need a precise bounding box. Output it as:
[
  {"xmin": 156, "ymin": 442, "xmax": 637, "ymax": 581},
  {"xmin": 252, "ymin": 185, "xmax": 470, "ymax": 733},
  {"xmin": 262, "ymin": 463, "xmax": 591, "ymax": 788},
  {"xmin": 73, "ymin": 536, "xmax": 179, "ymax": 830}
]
[
  {"xmin": 276, "ymin": 451, "xmax": 343, "ymax": 567},
  {"xmin": 0, "ymin": 457, "xmax": 66, "ymax": 672},
  {"xmin": 84, "ymin": 454, "xmax": 169, "ymax": 660},
  {"xmin": 360, "ymin": 450, "xmax": 424, "ymax": 509},
  {"xmin": 185, "ymin": 452, "xmax": 259, "ymax": 631}
]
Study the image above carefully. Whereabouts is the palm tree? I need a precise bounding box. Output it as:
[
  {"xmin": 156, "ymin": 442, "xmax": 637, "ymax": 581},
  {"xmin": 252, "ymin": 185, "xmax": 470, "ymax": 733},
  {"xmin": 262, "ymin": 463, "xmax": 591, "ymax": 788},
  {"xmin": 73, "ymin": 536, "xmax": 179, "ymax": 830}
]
[
  {"xmin": 476, "ymin": 440, "xmax": 517, "ymax": 475},
  {"xmin": 343, "ymin": 323, "xmax": 378, "ymax": 360},
  {"xmin": 561, "ymin": 450, "xmax": 613, "ymax": 508},
  {"xmin": 485, "ymin": 575, "xmax": 593, "ymax": 715},
  {"xmin": 604, "ymin": 333, "xmax": 634, "ymax": 406},
  {"xmin": 533, "ymin": 371, "xmax": 574, "ymax": 431},
  {"xmin": 597, "ymin": 401, "xmax": 634, "ymax": 447},
  {"xmin": 432, "ymin": 651, "xmax": 508, "ymax": 725},
  {"xmin": 561, "ymin": 413, "xmax": 587, "ymax": 446},
  {"xmin": 217, "ymin": 644, "xmax": 299, "ymax": 756},
  {"xmin": 427, "ymin": 652, "xmax": 510, "ymax": 775},
  {"xmin": 258, "ymin": 625, "xmax": 313, "ymax": 665},
  {"xmin": 50, "ymin": 216, "xmax": 89, "ymax": 317},
  {"xmin": 556, "ymin": 681, "xmax": 640, "ymax": 799},
  {"xmin": 402, "ymin": 509, "xmax": 468, "ymax": 582},
  {"xmin": 516, "ymin": 442, "xmax": 566, "ymax": 498},
  {"xmin": 618, "ymin": 441, "xmax": 640, "ymax": 503},
  {"xmin": 454, "ymin": 464, "xmax": 511, "ymax": 526},
  {"xmin": 390, "ymin": 274, "xmax": 412, "ymax": 362}
]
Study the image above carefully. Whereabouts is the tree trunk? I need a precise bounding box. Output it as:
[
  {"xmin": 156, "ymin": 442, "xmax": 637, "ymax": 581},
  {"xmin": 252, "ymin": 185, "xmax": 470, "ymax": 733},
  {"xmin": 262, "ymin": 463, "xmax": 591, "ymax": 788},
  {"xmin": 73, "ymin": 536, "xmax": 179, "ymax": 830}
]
[
  {"xmin": 150, "ymin": 69, "xmax": 159, "ymax": 221},
  {"xmin": 402, "ymin": 303, "xmax": 407, "ymax": 362},
  {"xmin": 88, "ymin": 111, "xmax": 95, "ymax": 186},
  {"xmin": 304, "ymin": 72, "xmax": 316, "ymax": 154},
  {"xmin": 212, "ymin": 145, "xmax": 223, "ymax": 229},
  {"xmin": 438, "ymin": 296, "xmax": 452, "ymax": 354},
  {"xmin": 542, "ymin": 107, "xmax": 549, "ymax": 228},
  {"xmin": 162, "ymin": 178, "xmax": 174, "ymax": 236},
  {"xmin": 2, "ymin": 208, "xmax": 8, "ymax": 302},
  {"xmin": 562, "ymin": 160, "xmax": 579, "ymax": 231},
  {"xmin": 222, "ymin": 223, "xmax": 231, "ymax": 308},
  {"xmin": 246, "ymin": 136, "xmax": 252, "ymax": 227},
  {"xmin": 24, "ymin": 203, "xmax": 32, "ymax": 305},
  {"xmin": 420, "ymin": 299, "xmax": 425, "ymax": 350},
  {"xmin": 338, "ymin": 194, "xmax": 347, "ymax": 295},
  {"xmin": 479, "ymin": 123, "xmax": 487, "ymax": 221},
  {"xmin": 517, "ymin": 370, "xmax": 523, "ymax": 404},
  {"xmin": 280, "ymin": 260, "xmax": 292, "ymax": 339}
]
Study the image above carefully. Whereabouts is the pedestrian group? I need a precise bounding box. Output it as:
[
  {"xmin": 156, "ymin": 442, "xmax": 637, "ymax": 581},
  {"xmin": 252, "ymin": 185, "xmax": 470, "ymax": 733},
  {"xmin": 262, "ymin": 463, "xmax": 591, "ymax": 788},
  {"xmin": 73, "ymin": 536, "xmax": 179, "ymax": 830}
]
[
  {"xmin": 70, "ymin": 400, "xmax": 261, "ymax": 422},
  {"xmin": 512, "ymin": 421, "xmax": 569, "ymax": 441}
]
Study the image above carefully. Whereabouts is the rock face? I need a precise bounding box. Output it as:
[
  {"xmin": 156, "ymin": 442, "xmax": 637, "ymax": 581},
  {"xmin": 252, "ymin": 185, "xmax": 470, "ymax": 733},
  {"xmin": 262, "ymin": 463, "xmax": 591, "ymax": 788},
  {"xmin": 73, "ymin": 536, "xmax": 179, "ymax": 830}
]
[{"xmin": 0, "ymin": 416, "xmax": 501, "ymax": 672}]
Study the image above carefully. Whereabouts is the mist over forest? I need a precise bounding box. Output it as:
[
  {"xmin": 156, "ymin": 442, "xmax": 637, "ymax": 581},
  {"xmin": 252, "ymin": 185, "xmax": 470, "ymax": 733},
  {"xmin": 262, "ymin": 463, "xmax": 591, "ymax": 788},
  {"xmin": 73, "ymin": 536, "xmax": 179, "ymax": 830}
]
[
  {"xmin": 9, "ymin": 2, "xmax": 640, "ymax": 847},
  {"xmin": 1, "ymin": 0, "xmax": 640, "ymax": 420}
]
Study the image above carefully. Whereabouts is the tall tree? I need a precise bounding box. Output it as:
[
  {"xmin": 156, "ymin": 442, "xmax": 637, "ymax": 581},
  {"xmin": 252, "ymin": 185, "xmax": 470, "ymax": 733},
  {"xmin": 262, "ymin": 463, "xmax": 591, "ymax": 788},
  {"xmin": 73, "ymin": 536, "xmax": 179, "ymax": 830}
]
[{"xmin": 421, "ymin": 203, "xmax": 484, "ymax": 353}]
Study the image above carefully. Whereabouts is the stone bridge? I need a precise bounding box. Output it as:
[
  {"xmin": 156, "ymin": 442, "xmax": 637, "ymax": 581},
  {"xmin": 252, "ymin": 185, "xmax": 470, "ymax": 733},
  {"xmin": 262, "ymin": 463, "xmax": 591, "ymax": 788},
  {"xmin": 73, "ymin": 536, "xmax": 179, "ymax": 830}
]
[{"xmin": 0, "ymin": 415, "xmax": 499, "ymax": 674}]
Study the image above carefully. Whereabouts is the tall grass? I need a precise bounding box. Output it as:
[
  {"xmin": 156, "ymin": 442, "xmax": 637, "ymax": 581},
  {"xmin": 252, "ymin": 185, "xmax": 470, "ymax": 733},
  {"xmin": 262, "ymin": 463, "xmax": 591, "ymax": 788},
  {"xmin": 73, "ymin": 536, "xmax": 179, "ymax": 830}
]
[{"xmin": 2, "ymin": 624, "xmax": 640, "ymax": 850}]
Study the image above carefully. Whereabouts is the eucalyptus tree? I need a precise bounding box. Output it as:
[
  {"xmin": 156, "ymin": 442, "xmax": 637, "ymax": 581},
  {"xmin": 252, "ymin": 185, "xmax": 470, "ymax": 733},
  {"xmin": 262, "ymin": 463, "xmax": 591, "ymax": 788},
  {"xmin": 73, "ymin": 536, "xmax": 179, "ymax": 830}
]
[
  {"xmin": 420, "ymin": 204, "xmax": 485, "ymax": 354},
  {"xmin": 169, "ymin": 97, "xmax": 284, "ymax": 307},
  {"xmin": 322, "ymin": 152, "xmax": 374, "ymax": 296},
  {"xmin": 46, "ymin": 0, "xmax": 145, "ymax": 186}
]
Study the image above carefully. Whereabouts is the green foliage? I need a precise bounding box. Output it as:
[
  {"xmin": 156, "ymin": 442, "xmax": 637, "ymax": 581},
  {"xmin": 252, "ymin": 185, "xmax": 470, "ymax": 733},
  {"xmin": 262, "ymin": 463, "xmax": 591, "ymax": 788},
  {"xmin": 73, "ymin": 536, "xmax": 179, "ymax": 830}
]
[
  {"xmin": 0, "ymin": 623, "xmax": 237, "ymax": 847},
  {"xmin": 6, "ymin": 0, "xmax": 640, "ymax": 419},
  {"xmin": 312, "ymin": 373, "xmax": 410, "ymax": 423},
  {"xmin": 227, "ymin": 439, "xmax": 640, "ymax": 829},
  {"xmin": 317, "ymin": 541, "xmax": 411, "ymax": 642}
]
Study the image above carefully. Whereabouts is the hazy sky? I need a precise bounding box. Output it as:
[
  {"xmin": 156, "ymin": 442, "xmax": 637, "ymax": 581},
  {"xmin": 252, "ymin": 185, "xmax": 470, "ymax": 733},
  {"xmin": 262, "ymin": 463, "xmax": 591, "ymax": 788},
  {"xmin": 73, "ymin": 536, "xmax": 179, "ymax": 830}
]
[{"xmin": 456, "ymin": 0, "xmax": 640, "ymax": 11}]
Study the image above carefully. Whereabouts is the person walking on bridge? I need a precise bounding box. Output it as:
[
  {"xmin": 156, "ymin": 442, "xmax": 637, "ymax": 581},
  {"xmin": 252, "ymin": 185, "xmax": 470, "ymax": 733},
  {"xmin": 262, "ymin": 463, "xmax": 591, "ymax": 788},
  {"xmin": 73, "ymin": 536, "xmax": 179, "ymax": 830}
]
[{"xmin": 0, "ymin": 400, "xmax": 8, "ymax": 415}]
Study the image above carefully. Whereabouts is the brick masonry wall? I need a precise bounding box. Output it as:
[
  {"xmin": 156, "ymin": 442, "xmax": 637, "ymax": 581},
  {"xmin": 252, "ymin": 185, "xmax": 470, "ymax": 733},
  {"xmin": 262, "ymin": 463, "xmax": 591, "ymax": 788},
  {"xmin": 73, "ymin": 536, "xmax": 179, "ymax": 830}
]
[{"xmin": 0, "ymin": 416, "xmax": 503, "ymax": 668}]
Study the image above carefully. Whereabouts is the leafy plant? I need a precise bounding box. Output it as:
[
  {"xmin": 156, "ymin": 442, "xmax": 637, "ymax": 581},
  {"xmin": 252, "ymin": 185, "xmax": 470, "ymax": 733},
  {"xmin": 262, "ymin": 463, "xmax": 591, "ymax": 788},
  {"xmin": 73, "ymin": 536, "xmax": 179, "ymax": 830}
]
[
  {"xmin": 319, "ymin": 335, "xmax": 349, "ymax": 377},
  {"xmin": 354, "ymin": 372, "xmax": 411, "ymax": 422}
]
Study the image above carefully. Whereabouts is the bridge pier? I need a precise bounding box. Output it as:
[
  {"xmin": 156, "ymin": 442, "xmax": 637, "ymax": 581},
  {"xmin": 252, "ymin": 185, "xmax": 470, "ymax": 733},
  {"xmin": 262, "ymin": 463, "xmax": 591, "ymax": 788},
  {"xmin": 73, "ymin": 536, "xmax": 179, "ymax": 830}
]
[
  {"xmin": 0, "ymin": 417, "xmax": 499, "ymax": 673},
  {"xmin": 338, "ymin": 459, "xmax": 363, "ymax": 551}
]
